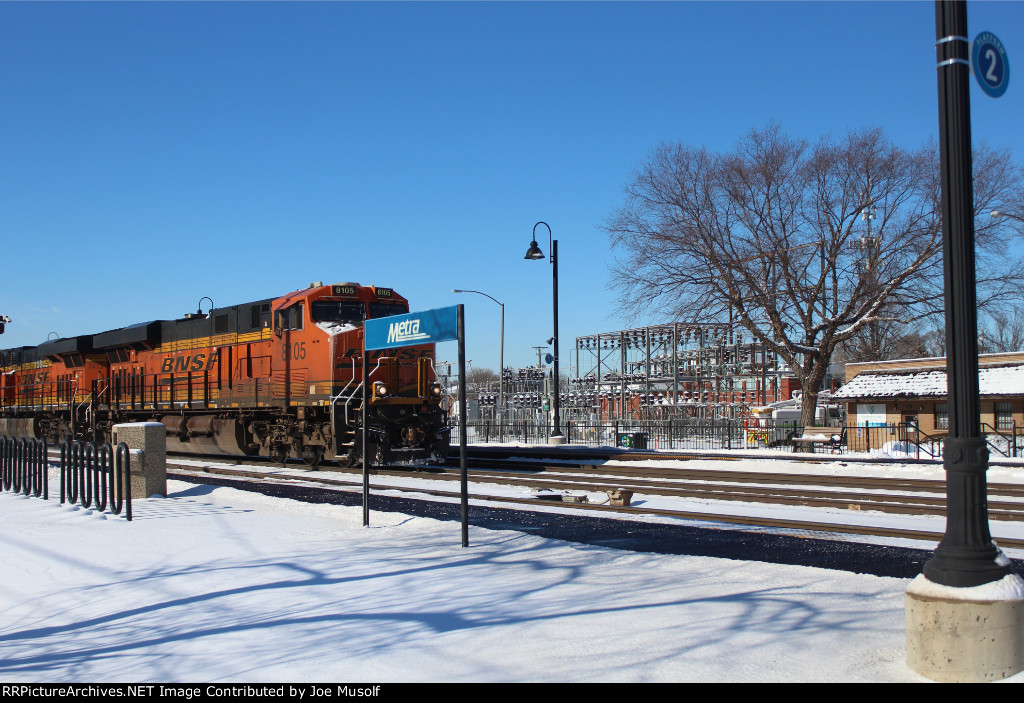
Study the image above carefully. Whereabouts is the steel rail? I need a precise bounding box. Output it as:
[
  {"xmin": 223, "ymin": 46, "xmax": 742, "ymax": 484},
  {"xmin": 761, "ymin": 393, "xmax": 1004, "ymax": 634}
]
[{"xmin": 164, "ymin": 461, "xmax": 1024, "ymax": 551}]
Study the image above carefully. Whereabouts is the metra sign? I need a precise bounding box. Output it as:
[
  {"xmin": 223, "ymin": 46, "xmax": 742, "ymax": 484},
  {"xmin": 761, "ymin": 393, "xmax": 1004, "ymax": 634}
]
[
  {"xmin": 364, "ymin": 306, "xmax": 459, "ymax": 350},
  {"xmin": 387, "ymin": 319, "xmax": 429, "ymax": 344}
]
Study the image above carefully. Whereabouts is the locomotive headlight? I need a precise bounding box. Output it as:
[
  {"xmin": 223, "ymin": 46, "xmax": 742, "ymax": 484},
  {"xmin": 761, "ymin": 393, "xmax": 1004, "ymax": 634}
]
[
  {"xmin": 374, "ymin": 382, "xmax": 389, "ymax": 398},
  {"xmin": 429, "ymin": 383, "xmax": 443, "ymax": 397}
]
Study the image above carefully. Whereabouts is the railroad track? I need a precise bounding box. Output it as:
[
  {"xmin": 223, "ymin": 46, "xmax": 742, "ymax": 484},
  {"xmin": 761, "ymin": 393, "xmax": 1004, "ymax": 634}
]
[
  {"xmin": 456, "ymin": 457, "xmax": 1024, "ymax": 518},
  {"xmin": 164, "ymin": 453, "xmax": 1024, "ymax": 551}
]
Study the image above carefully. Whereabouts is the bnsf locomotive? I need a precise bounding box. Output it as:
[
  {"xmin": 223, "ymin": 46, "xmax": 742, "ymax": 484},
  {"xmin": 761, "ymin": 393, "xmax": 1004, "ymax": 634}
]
[{"xmin": 0, "ymin": 283, "xmax": 449, "ymax": 466}]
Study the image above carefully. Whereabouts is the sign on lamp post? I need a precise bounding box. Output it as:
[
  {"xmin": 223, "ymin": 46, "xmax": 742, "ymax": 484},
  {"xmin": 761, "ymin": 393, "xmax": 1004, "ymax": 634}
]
[{"xmin": 364, "ymin": 305, "xmax": 471, "ymax": 546}]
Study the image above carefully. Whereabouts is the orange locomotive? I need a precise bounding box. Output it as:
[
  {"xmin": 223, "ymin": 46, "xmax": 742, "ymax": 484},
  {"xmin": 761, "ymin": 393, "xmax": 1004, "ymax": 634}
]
[{"xmin": 0, "ymin": 283, "xmax": 449, "ymax": 466}]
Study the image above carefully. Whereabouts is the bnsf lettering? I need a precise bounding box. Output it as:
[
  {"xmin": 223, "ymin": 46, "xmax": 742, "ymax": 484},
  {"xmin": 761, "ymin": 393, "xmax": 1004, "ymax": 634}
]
[{"xmin": 159, "ymin": 352, "xmax": 218, "ymax": 374}]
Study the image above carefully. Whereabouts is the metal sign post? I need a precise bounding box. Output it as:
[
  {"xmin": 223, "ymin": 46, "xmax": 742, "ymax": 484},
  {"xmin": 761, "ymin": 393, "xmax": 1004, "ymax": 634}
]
[
  {"xmin": 364, "ymin": 305, "xmax": 468, "ymax": 544},
  {"xmin": 362, "ymin": 337, "xmax": 370, "ymax": 527},
  {"xmin": 457, "ymin": 305, "xmax": 469, "ymax": 547}
]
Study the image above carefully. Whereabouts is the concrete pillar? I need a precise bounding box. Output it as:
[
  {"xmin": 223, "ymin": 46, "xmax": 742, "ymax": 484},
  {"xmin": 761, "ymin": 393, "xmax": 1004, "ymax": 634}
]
[
  {"xmin": 112, "ymin": 422, "xmax": 166, "ymax": 498},
  {"xmin": 906, "ymin": 572, "xmax": 1024, "ymax": 682}
]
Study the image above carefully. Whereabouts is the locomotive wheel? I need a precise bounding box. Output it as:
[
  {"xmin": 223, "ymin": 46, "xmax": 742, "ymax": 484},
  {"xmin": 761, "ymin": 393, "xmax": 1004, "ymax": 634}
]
[
  {"xmin": 340, "ymin": 448, "xmax": 360, "ymax": 468},
  {"xmin": 369, "ymin": 440, "xmax": 390, "ymax": 467},
  {"xmin": 302, "ymin": 446, "xmax": 324, "ymax": 468},
  {"xmin": 431, "ymin": 442, "xmax": 450, "ymax": 463},
  {"xmin": 268, "ymin": 445, "xmax": 289, "ymax": 465},
  {"xmin": 57, "ymin": 422, "xmax": 73, "ymax": 445}
]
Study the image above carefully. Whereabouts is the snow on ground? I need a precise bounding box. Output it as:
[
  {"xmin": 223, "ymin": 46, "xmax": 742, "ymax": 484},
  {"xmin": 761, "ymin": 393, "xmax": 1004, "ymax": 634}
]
[{"xmin": 2, "ymin": 451, "xmax": 1024, "ymax": 683}]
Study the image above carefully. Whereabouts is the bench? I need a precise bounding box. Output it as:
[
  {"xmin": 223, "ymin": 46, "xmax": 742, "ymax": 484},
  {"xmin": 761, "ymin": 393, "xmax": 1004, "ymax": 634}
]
[{"xmin": 792, "ymin": 429, "xmax": 844, "ymax": 454}]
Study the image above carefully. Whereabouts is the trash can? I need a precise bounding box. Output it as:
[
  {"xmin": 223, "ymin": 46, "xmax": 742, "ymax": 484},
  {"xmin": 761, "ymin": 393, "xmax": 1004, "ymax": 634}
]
[{"xmin": 617, "ymin": 432, "xmax": 648, "ymax": 450}]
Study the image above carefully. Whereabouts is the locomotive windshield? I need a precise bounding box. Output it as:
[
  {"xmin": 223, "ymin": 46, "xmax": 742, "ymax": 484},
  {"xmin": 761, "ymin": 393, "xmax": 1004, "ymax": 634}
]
[
  {"xmin": 368, "ymin": 302, "xmax": 409, "ymax": 318},
  {"xmin": 311, "ymin": 300, "xmax": 365, "ymax": 324}
]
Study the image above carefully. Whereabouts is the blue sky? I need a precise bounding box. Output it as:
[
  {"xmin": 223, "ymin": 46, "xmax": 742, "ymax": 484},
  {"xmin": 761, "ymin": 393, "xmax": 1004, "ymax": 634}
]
[{"xmin": 3, "ymin": 1, "xmax": 1023, "ymax": 373}]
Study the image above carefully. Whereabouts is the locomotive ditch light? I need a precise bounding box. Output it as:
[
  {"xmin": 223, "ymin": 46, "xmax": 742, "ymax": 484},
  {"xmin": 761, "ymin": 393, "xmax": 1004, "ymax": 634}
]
[
  {"xmin": 373, "ymin": 382, "xmax": 389, "ymax": 398},
  {"xmin": 430, "ymin": 383, "xmax": 443, "ymax": 397}
]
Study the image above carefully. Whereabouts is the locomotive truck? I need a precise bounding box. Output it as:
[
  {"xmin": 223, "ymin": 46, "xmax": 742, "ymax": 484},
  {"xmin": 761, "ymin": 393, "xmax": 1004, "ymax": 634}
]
[{"xmin": 0, "ymin": 282, "xmax": 449, "ymax": 467}]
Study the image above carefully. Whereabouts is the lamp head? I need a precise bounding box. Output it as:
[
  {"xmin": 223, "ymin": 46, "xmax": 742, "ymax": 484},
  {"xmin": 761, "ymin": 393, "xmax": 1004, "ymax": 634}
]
[{"xmin": 524, "ymin": 240, "xmax": 545, "ymax": 260}]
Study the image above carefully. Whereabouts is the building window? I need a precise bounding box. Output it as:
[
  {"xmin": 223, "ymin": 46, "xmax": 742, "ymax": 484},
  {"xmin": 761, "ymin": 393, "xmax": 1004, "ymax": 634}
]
[
  {"xmin": 996, "ymin": 402, "xmax": 1014, "ymax": 431},
  {"xmin": 935, "ymin": 403, "xmax": 949, "ymax": 430}
]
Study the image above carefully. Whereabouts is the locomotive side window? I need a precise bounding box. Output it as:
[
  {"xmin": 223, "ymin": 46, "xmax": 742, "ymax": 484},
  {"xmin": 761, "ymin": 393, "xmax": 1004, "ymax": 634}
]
[
  {"xmin": 250, "ymin": 303, "xmax": 271, "ymax": 329},
  {"xmin": 274, "ymin": 303, "xmax": 305, "ymax": 334},
  {"xmin": 312, "ymin": 301, "xmax": 365, "ymax": 324},
  {"xmin": 368, "ymin": 302, "xmax": 409, "ymax": 318},
  {"xmin": 288, "ymin": 304, "xmax": 303, "ymax": 331}
]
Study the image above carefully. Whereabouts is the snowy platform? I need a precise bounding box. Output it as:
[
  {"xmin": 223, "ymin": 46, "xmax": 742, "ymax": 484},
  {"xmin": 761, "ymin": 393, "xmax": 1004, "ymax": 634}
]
[{"xmin": 0, "ymin": 478, "xmax": 991, "ymax": 683}]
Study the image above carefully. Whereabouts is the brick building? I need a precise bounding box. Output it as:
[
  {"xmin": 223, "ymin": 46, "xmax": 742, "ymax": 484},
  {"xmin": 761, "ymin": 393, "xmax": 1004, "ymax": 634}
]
[{"xmin": 834, "ymin": 352, "xmax": 1024, "ymax": 451}]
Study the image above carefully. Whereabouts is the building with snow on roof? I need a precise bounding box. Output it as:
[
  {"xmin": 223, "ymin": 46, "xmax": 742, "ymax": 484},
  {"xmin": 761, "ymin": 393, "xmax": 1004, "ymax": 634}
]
[{"xmin": 834, "ymin": 351, "xmax": 1024, "ymax": 454}]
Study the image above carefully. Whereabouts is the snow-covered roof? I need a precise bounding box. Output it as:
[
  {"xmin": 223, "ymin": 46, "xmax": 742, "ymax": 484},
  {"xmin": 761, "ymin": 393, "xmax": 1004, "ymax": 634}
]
[{"xmin": 834, "ymin": 363, "xmax": 1024, "ymax": 400}]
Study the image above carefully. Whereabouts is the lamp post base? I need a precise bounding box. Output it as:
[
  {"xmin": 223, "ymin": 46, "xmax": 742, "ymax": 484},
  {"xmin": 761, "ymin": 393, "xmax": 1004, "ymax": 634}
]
[
  {"xmin": 906, "ymin": 573, "xmax": 1024, "ymax": 682},
  {"xmin": 547, "ymin": 435, "xmax": 567, "ymax": 445}
]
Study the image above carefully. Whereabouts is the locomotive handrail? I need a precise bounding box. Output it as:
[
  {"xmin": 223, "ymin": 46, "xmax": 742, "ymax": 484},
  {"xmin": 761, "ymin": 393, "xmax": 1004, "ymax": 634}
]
[
  {"xmin": 368, "ymin": 355, "xmax": 391, "ymax": 379},
  {"xmin": 331, "ymin": 356, "xmax": 362, "ymax": 431},
  {"xmin": 423, "ymin": 357, "xmax": 453, "ymax": 403},
  {"xmin": 332, "ymin": 356, "xmax": 361, "ymax": 404}
]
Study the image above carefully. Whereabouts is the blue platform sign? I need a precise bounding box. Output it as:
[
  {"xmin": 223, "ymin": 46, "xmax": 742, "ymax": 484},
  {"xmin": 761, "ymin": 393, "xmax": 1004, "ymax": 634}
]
[
  {"xmin": 364, "ymin": 305, "xmax": 459, "ymax": 350},
  {"xmin": 973, "ymin": 31, "xmax": 1009, "ymax": 98}
]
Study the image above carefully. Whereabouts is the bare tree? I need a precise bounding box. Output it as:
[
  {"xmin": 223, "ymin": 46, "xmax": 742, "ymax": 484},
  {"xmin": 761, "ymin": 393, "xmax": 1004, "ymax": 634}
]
[
  {"xmin": 980, "ymin": 309, "xmax": 1024, "ymax": 353},
  {"xmin": 465, "ymin": 367, "xmax": 499, "ymax": 386},
  {"xmin": 837, "ymin": 319, "xmax": 941, "ymax": 363},
  {"xmin": 606, "ymin": 125, "xmax": 1024, "ymax": 426}
]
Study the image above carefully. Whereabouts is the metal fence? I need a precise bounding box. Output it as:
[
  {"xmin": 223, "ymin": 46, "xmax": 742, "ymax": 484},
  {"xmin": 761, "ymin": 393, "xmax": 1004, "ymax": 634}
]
[
  {"xmin": 0, "ymin": 435, "xmax": 132, "ymax": 519},
  {"xmin": 453, "ymin": 418, "xmax": 801, "ymax": 451},
  {"xmin": 1, "ymin": 436, "xmax": 49, "ymax": 499},
  {"xmin": 60, "ymin": 441, "xmax": 133, "ymax": 520},
  {"xmin": 452, "ymin": 419, "xmax": 1024, "ymax": 459}
]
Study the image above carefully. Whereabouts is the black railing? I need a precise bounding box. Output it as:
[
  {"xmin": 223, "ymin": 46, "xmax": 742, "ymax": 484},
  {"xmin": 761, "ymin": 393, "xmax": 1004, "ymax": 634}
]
[
  {"xmin": 452, "ymin": 419, "xmax": 980, "ymax": 459},
  {"xmin": 59, "ymin": 440, "xmax": 132, "ymax": 520},
  {"xmin": 453, "ymin": 419, "xmax": 800, "ymax": 451},
  {"xmin": 981, "ymin": 422, "xmax": 1024, "ymax": 458},
  {"xmin": 0, "ymin": 436, "xmax": 49, "ymax": 499}
]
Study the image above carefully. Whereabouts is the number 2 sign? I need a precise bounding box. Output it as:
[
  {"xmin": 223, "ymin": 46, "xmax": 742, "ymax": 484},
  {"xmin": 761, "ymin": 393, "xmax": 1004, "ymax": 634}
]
[{"xmin": 973, "ymin": 31, "xmax": 1009, "ymax": 98}]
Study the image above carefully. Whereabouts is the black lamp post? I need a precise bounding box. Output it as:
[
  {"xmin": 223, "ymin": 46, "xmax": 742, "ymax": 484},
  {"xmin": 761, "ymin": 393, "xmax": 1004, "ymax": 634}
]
[
  {"xmin": 452, "ymin": 289, "xmax": 505, "ymax": 425},
  {"xmin": 922, "ymin": 0, "xmax": 1010, "ymax": 588},
  {"xmin": 525, "ymin": 222, "xmax": 564, "ymax": 443}
]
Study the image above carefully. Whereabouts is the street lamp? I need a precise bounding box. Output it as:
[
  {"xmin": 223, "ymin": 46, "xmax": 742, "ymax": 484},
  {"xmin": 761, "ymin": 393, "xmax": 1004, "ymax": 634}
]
[
  {"xmin": 991, "ymin": 210, "xmax": 1024, "ymax": 223},
  {"xmin": 452, "ymin": 289, "xmax": 505, "ymax": 426},
  {"xmin": 525, "ymin": 222, "xmax": 565, "ymax": 444},
  {"xmin": 922, "ymin": 2, "xmax": 1009, "ymax": 588}
]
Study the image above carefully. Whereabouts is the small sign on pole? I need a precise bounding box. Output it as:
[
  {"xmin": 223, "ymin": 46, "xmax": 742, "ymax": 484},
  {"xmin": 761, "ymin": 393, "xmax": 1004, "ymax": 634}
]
[{"xmin": 973, "ymin": 31, "xmax": 1009, "ymax": 98}]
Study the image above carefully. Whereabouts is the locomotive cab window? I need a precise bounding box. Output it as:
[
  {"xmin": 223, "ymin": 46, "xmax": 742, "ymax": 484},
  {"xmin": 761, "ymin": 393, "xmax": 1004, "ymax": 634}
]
[
  {"xmin": 274, "ymin": 303, "xmax": 304, "ymax": 334},
  {"xmin": 312, "ymin": 300, "xmax": 365, "ymax": 324},
  {"xmin": 368, "ymin": 302, "xmax": 409, "ymax": 319}
]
